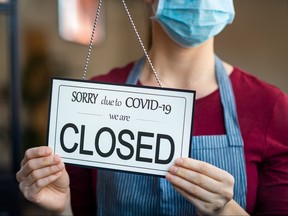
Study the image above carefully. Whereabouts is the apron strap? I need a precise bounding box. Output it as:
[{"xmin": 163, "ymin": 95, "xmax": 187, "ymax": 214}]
[
  {"xmin": 215, "ymin": 55, "xmax": 243, "ymax": 147},
  {"xmin": 126, "ymin": 56, "xmax": 145, "ymax": 85}
]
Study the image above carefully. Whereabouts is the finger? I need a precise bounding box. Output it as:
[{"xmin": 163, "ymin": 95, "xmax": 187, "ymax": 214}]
[
  {"xmin": 175, "ymin": 158, "xmax": 232, "ymax": 181},
  {"xmin": 18, "ymin": 154, "xmax": 61, "ymax": 181},
  {"xmin": 22, "ymin": 162, "xmax": 65, "ymax": 188},
  {"xmin": 166, "ymin": 172, "xmax": 218, "ymax": 203},
  {"xmin": 168, "ymin": 165, "xmax": 220, "ymax": 193},
  {"xmin": 171, "ymin": 183, "xmax": 210, "ymax": 213},
  {"xmin": 172, "ymin": 184, "xmax": 230, "ymax": 216},
  {"xmin": 21, "ymin": 147, "xmax": 52, "ymax": 167},
  {"xmin": 20, "ymin": 171, "xmax": 63, "ymax": 202}
]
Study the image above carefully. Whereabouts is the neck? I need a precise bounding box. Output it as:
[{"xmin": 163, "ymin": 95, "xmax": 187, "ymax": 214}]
[{"xmin": 140, "ymin": 21, "xmax": 219, "ymax": 98}]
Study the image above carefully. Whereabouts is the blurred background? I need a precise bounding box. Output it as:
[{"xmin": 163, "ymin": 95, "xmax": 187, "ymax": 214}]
[{"xmin": 0, "ymin": 0, "xmax": 287, "ymax": 215}]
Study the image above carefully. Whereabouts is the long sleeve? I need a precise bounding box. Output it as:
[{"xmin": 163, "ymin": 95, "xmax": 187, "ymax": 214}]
[
  {"xmin": 66, "ymin": 165, "xmax": 97, "ymax": 216},
  {"xmin": 254, "ymin": 92, "xmax": 288, "ymax": 215}
]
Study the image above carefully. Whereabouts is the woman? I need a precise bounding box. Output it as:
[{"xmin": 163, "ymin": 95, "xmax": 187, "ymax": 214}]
[{"xmin": 16, "ymin": 0, "xmax": 288, "ymax": 215}]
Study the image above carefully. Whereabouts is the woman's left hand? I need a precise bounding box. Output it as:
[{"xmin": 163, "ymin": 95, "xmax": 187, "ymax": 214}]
[{"xmin": 166, "ymin": 157, "xmax": 236, "ymax": 215}]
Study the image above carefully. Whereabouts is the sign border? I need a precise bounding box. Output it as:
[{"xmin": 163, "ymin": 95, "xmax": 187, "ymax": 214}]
[{"xmin": 47, "ymin": 77, "xmax": 196, "ymax": 176}]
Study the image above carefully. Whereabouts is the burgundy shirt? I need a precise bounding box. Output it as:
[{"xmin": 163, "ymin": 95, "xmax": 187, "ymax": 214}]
[{"xmin": 67, "ymin": 62, "xmax": 288, "ymax": 215}]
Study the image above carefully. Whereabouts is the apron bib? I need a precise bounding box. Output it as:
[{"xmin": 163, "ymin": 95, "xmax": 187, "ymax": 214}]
[{"xmin": 97, "ymin": 56, "xmax": 247, "ymax": 215}]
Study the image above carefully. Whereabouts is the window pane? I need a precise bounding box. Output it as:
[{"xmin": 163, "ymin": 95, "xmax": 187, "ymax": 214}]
[{"xmin": 0, "ymin": 14, "xmax": 12, "ymax": 174}]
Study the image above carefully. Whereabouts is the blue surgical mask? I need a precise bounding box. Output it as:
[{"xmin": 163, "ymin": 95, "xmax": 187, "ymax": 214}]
[{"xmin": 152, "ymin": 0, "xmax": 235, "ymax": 47}]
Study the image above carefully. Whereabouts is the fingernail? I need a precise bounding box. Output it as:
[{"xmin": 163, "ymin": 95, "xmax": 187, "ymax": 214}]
[
  {"xmin": 176, "ymin": 158, "xmax": 184, "ymax": 165},
  {"xmin": 56, "ymin": 171, "xmax": 62, "ymax": 177},
  {"xmin": 45, "ymin": 147, "xmax": 52, "ymax": 154},
  {"xmin": 54, "ymin": 155, "xmax": 61, "ymax": 163},
  {"xmin": 169, "ymin": 166, "xmax": 178, "ymax": 174},
  {"xmin": 58, "ymin": 162, "xmax": 64, "ymax": 169},
  {"xmin": 166, "ymin": 172, "xmax": 174, "ymax": 181}
]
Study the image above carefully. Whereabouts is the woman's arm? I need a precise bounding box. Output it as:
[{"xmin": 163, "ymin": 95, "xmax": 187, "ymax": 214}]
[
  {"xmin": 66, "ymin": 165, "xmax": 97, "ymax": 216},
  {"xmin": 254, "ymin": 93, "xmax": 288, "ymax": 215}
]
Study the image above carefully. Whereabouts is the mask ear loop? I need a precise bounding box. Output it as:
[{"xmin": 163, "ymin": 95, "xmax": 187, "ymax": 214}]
[
  {"xmin": 151, "ymin": 1, "xmax": 157, "ymax": 16},
  {"xmin": 83, "ymin": 0, "xmax": 163, "ymax": 88}
]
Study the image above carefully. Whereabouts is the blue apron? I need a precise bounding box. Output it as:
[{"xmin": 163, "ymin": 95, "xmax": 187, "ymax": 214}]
[{"xmin": 97, "ymin": 56, "xmax": 247, "ymax": 215}]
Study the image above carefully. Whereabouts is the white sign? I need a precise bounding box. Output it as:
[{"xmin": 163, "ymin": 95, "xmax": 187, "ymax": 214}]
[{"xmin": 48, "ymin": 78, "xmax": 195, "ymax": 176}]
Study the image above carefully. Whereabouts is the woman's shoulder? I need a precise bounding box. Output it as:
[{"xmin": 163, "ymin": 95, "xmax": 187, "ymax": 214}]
[
  {"xmin": 90, "ymin": 62, "xmax": 134, "ymax": 84},
  {"xmin": 231, "ymin": 67, "xmax": 286, "ymax": 105},
  {"xmin": 231, "ymin": 67, "xmax": 288, "ymax": 141}
]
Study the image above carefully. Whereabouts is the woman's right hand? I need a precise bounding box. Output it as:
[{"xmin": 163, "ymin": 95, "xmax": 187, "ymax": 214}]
[{"xmin": 16, "ymin": 146, "xmax": 72, "ymax": 215}]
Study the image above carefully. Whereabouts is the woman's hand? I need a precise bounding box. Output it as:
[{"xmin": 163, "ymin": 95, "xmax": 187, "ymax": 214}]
[
  {"xmin": 16, "ymin": 146, "xmax": 72, "ymax": 215},
  {"xmin": 166, "ymin": 158, "xmax": 248, "ymax": 215}
]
